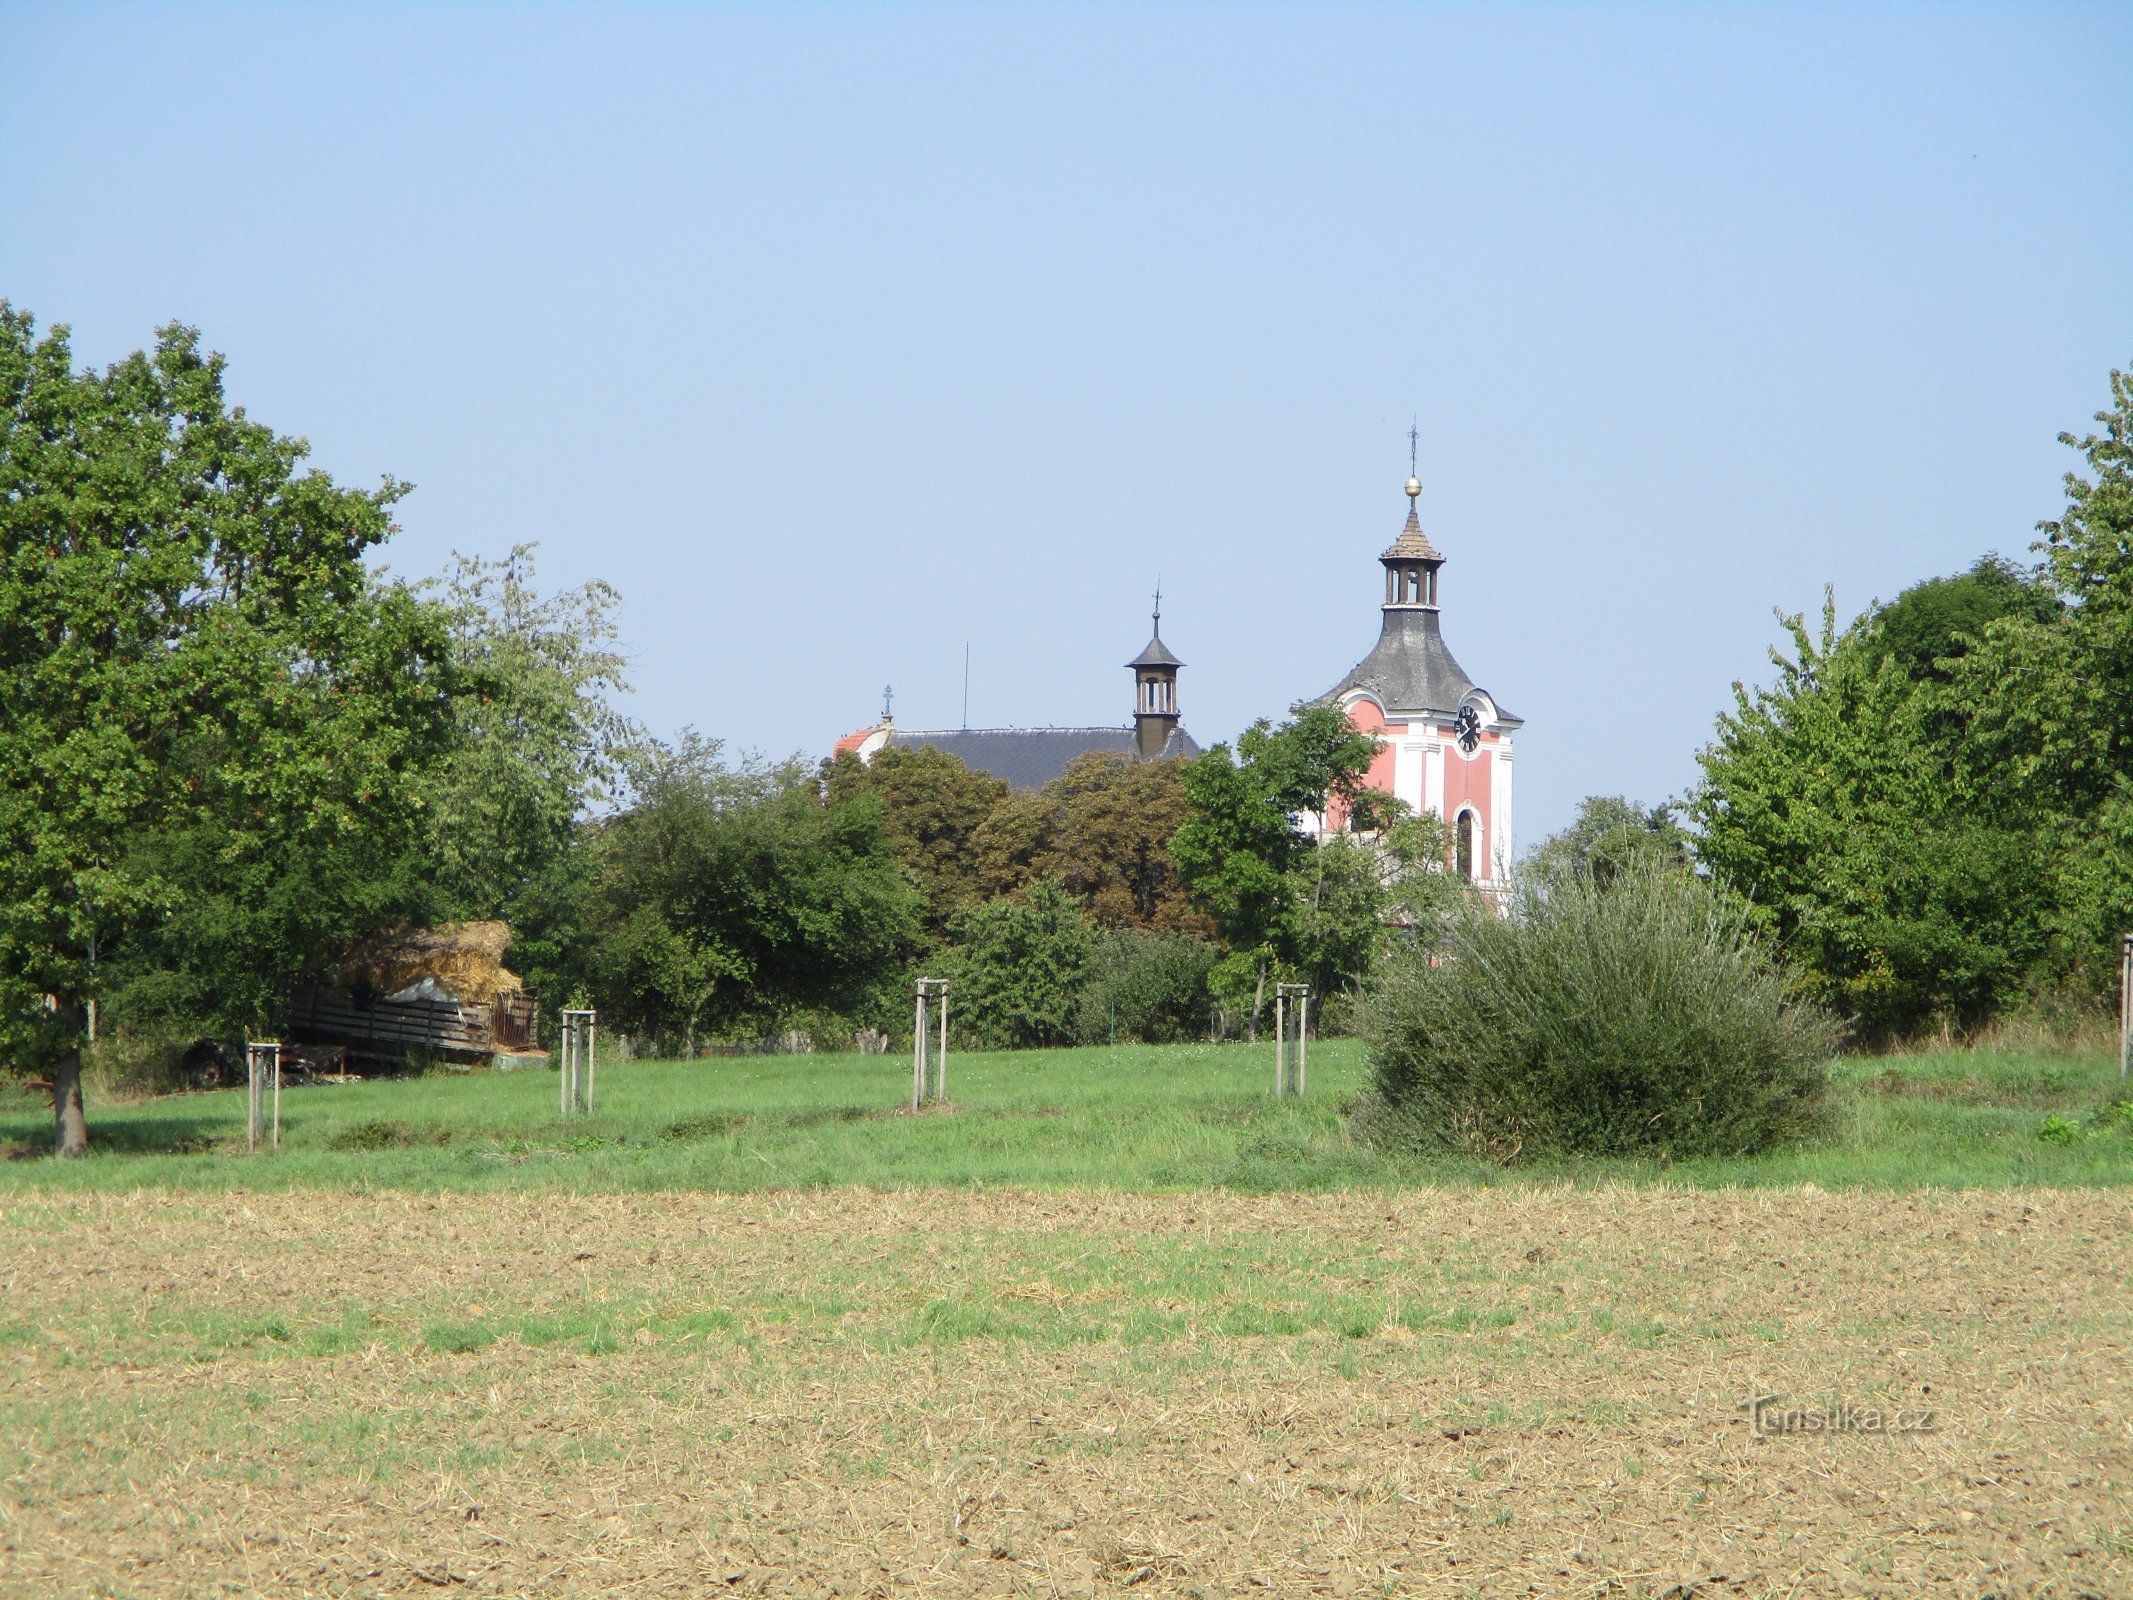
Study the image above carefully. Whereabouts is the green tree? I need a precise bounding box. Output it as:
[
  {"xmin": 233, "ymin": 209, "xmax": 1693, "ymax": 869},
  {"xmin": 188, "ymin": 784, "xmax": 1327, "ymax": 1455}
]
[
  {"xmin": 1074, "ymin": 930, "xmax": 1218, "ymax": 1045},
  {"xmin": 969, "ymin": 789, "xmax": 1061, "ymax": 902},
  {"xmin": 0, "ymin": 310, "xmax": 457, "ymax": 1154},
  {"xmin": 1690, "ymin": 591, "xmax": 2046, "ymax": 1036},
  {"xmin": 1867, "ymin": 554, "xmax": 2059, "ymax": 684},
  {"xmin": 939, "ymin": 878, "xmax": 1096, "ymax": 1050},
  {"xmin": 424, "ymin": 544, "xmax": 634, "ymax": 921},
  {"xmin": 822, "ymin": 746, "xmax": 1007, "ymax": 940},
  {"xmin": 1172, "ymin": 705, "xmax": 1398, "ymax": 1032},
  {"xmin": 586, "ymin": 737, "xmax": 921, "ymax": 1051},
  {"xmin": 1528, "ymin": 796, "xmax": 1692, "ymax": 888},
  {"xmin": 1956, "ymin": 367, "xmax": 2133, "ymax": 990},
  {"xmin": 1046, "ymin": 752, "xmax": 1205, "ymax": 932}
]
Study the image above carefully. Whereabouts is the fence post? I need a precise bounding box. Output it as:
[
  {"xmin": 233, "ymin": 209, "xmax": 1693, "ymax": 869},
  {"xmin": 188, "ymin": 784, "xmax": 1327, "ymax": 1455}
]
[
  {"xmin": 2120, "ymin": 932, "xmax": 2131, "ymax": 1082},
  {"xmin": 245, "ymin": 1041, "xmax": 281, "ymax": 1151},
  {"xmin": 1273, "ymin": 989, "xmax": 1286, "ymax": 1098},
  {"xmin": 913, "ymin": 984, "xmax": 927, "ymax": 1111}
]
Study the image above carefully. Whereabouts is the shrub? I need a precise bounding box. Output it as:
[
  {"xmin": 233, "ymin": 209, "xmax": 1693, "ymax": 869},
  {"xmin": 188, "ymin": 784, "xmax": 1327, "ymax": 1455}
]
[
  {"xmin": 1075, "ymin": 931, "xmax": 1218, "ymax": 1044},
  {"xmin": 939, "ymin": 879, "xmax": 1095, "ymax": 1049},
  {"xmin": 1362, "ymin": 863, "xmax": 1839, "ymax": 1161}
]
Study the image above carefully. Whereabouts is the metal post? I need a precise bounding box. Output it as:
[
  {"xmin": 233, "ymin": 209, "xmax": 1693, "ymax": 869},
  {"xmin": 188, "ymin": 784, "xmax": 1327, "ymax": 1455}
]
[
  {"xmin": 1272, "ymin": 985, "xmax": 1311, "ymax": 1098},
  {"xmin": 1288, "ymin": 989, "xmax": 1305, "ymax": 1100},
  {"xmin": 246, "ymin": 1041, "xmax": 281, "ymax": 1151},
  {"xmin": 2121, "ymin": 933, "xmax": 2131, "ymax": 1081},
  {"xmin": 1274, "ymin": 989, "xmax": 1286, "ymax": 1098},
  {"xmin": 913, "ymin": 984, "xmax": 927, "ymax": 1111},
  {"xmin": 559, "ymin": 1010, "xmax": 597, "ymax": 1115}
]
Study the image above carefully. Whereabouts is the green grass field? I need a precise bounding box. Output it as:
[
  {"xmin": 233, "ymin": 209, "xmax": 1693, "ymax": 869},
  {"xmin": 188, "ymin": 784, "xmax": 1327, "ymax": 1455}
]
[{"xmin": 6, "ymin": 1036, "xmax": 2130, "ymax": 1193}]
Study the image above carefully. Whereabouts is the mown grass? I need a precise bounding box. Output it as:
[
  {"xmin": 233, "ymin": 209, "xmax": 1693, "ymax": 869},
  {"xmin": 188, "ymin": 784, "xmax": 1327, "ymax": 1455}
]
[{"xmin": 4, "ymin": 1035, "xmax": 2130, "ymax": 1192}]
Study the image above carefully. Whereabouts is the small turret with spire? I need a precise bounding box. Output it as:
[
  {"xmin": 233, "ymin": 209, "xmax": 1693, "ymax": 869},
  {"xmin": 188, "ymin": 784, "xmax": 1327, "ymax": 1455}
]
[
  {"xmin": 1126, "ymin": 586, "xmax": 1184, "ymax": 759},
  {"xmin": 1383, "ymin": 423, "xmax": 1445, "ymax": 610}
]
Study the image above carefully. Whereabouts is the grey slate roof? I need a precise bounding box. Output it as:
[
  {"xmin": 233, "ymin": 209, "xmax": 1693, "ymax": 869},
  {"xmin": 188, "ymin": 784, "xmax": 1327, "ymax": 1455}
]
[
  {"xmin": 1318, "ymin": 608, "xmax": 1510, "ymax": 720},
  {"xmin": 1125, "ymin": 630, "xmax": 1184, "ymax": 669},
  {"xmin": 884, "ymin": 725, "xmax": 1198, "ymax": 790}
]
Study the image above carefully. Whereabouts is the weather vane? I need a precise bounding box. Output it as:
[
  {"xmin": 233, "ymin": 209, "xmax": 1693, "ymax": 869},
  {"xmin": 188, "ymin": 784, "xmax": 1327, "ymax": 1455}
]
[
  {"xmin": 881, "ymin": 683, "xmax": 894, "ymax": 722},
  {"xmin": 1409, "ymin": 418, "xmax": 1420, "ymax": 477},
  {"xmin": 1152, "ymin": 578, "xmax": 1162, "ymax": 625}
]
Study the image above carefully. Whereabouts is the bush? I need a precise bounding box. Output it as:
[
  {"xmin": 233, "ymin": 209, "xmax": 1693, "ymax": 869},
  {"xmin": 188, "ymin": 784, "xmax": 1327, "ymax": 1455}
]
[
  {"xmin": 1075, "ymin": 932, "xmax": 1218, "ymax": 1044},
  {"xmin": 940, "ymin": 879, "xmax": 1096, "ymax": 1050},
  {"xmin": 1362, "ymin": 863, "xmax": 1839, "ymax": 1161}
]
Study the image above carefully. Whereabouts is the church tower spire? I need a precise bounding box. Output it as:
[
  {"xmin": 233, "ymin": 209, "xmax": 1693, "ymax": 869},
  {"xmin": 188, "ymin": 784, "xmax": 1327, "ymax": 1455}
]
[
  {"xmin": 1383, "ymin": 427, "xmax": 1445, "ymax": 610},
  {"xmin": 1126, "ymin": 587, "xmax": 1184, "ymax": 759}
]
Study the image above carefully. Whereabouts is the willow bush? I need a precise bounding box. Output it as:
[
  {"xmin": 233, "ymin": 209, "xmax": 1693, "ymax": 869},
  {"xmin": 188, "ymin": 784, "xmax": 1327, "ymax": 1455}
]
[{"xmin": 1363, "ymin": 862, "xmax": 1839, "ymax": 1161}]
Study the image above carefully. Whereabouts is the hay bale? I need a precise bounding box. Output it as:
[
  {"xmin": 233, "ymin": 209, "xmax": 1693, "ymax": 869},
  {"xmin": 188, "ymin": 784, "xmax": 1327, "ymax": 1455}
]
[{"xmin": 338, "ymin": 921, "xmax": 525, "ymax": 1005}]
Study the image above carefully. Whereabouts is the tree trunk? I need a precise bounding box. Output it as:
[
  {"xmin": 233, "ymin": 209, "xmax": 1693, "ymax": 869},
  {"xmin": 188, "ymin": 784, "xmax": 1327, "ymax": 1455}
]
[
  {"xmin": 53, "ymin": 1044, "xmax": 88, "ymax": 1159},
  {"xmin": 1248, "ymin": 953, "xmax": 1268, "ymax": 1044}
]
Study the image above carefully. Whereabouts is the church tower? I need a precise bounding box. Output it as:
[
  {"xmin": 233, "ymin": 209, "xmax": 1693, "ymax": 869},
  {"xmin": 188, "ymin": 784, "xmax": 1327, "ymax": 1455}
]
[
  {"xmin": 1126, "ymin": 596, "xmax": 1184, "ymax": 759},
  {"xmin": 1314, "ymin": 448, "xmax": 1521, "ymax": 887}
]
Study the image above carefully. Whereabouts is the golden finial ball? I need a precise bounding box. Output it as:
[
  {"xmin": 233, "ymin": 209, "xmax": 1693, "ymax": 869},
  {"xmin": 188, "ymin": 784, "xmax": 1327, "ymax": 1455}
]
[{"xmin": 1405, "ymin": 475, "xmax": 1422, "ymax": 499}]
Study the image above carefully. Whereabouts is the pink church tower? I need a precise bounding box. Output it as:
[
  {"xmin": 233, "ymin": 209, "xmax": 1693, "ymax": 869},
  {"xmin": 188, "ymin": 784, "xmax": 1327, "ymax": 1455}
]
[{"xmin": 1313, "ymin": 454, "xmax": 1520, "ymax": 888}]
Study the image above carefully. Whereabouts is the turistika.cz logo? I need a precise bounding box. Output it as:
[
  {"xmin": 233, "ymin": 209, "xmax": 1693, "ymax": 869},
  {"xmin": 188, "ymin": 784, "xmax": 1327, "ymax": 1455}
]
[{"xmin": 1737, "ymin": 1395, "xmax": 1938, "ymax": 1436}]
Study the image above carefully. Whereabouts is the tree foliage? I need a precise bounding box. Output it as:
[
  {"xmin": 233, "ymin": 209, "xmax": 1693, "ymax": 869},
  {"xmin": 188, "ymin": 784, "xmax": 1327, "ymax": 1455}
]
[
  {"xmin": 1173, "ymin": 705, "xmax": 1413, "ymax": 1028},
  {"xmin": 0, "ymin": 310, "xmax": 457, "ymax": 1151},
  {"xmin": 1691, "ymin": 362, "xmax": 2133, "ymax": 1031},
  {"xmin": 1528, "ymin": 796, "xmax": 1693, "ymax": 889},
  {"xmin": 423, "ymin": 545, "xmax": 633, "ymax": 922},
  {"xmin": 583, "ymin": 738, "xmax": 921, "ymax": 1051},
  {"xmin": 822, "ymin": 746, "xmax": 1007, "ymax": 940},
  {"xmin": 939, "ymin": 878, "xmax": 1096, "ymax": 1050}
]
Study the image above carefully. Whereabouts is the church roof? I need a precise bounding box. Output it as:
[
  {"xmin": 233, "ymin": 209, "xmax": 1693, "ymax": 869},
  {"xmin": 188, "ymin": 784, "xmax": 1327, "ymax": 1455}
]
[
  {"xmin": 1319, "ymin": 608, "xmax": 1513, "ymax": 720},
  {"xmin": 1125, "ymin": 630, "xmax": 1183, "ymax": 669},
  {"xmin": 1380, "ymin": 506, "xmax": 1444, "ymax": 564},
  {"xmin": 883, "ymin": 725, "xmax": 1198, "ymax": 790}
]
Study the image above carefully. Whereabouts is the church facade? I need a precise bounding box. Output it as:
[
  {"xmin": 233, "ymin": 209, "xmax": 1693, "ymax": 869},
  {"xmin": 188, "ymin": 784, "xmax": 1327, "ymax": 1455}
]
[
  {"xmin": 1312, "ymin": 472, "xmax": 1520, "ymax": 889},
  {"xmin": 834, "ymin": 610, "xmax": 1198, "ymax": 788}
]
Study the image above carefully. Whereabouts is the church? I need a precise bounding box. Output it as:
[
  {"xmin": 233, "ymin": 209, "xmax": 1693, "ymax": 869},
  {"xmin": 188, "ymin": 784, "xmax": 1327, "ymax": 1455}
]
[
  {"xmin": 1311, "ymin": 467, "xmax": 1520, "ymax": 889},
  {"xmin": 833, "ymin": 457, "xmax": 1517, "ymax": 884},
  {"xmin": 833, "ymin": 606, "xmax": 1199, "ymax": 788}
]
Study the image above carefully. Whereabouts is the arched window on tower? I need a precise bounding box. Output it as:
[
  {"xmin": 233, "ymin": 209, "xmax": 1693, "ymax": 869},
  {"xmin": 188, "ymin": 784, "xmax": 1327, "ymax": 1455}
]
[{"xmin": 1456, "ymin": 811, "xmax": 1475, "ymax": 880}]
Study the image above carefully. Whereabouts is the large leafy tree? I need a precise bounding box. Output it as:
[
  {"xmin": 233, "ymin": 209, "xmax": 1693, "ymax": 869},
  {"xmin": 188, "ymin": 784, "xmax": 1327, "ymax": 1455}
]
[
  {"xmin": 1956, "ymin": 366, "xmax": 2133, "ymax": 988},
  {"xmin": 424, "ymin": 544, "xmax": 633, "ymax": 921},
  {"xmin": 821, "ymin": 746, "xmax": 1007, "ymax": 940},
  {"xmin": 1691, "ymin": 590, "xmax": 2051, "ymax": 1036},
  {"xmin": 0, "ymin": 310, "xmax": 458, "ymax": 1154},
  {"xmin": 1172, "ymin": 705, "xmax": 1399, "ymax": 1031},
  {"xmin": 584, "ymin": 737, "xmax": 921, "ymax": 1051},
  {"xmin": 1693, "ymin": 366, "xmax": 2133, "ymax": 1030},
  {"xmin": 1045, "ymin": 752, "xmax": 1205, "ymax": 932},
  {"xmin": 1528, "ymin": 796, "xmax": 1693, "ymax": 888}
]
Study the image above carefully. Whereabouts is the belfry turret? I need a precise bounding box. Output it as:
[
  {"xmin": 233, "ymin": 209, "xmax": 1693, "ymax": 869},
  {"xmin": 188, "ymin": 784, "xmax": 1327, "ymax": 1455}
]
[
  {"xmin": 1126, "ymin": 592, "xmax": 1184, "ymax": 759},
  {"xmin": 1382, "ymin": 472, "xmax": 1445, "ymax": 610}
]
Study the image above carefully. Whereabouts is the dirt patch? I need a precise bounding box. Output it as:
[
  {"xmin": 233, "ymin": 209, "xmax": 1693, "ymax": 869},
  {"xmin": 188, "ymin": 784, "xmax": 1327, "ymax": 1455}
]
[
  {"xmin": 0, "ymin": 1186, "xmax": 2128, "ymax": 1598},
  {"xmin": 659, "ymin": 1112, "xmax": 749, "ymax": 1141}
]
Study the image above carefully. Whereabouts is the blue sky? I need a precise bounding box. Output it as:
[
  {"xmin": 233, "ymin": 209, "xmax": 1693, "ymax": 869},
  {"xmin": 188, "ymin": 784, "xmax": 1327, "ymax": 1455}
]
[{"xmin": 5, "ymin": 4, "xmax": 2129, "ymax": 848}]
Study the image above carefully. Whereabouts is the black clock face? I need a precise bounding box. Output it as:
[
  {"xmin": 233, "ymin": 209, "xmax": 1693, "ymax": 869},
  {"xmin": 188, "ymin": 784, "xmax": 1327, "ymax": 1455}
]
[{"xmin": 1453, "ymin": 706, "xmax": 1482, "ymax": 753}]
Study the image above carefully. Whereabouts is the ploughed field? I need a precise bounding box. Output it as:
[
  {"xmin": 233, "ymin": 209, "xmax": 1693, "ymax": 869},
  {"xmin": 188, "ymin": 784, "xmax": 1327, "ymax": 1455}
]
[
  {"xmin": 3, "ymin": 1043, "xmax": 2131, "ymax": 1596},
  {"xmin": 4, "ymin": 1186, "xmax": 2129, "ymax": 1598}
]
